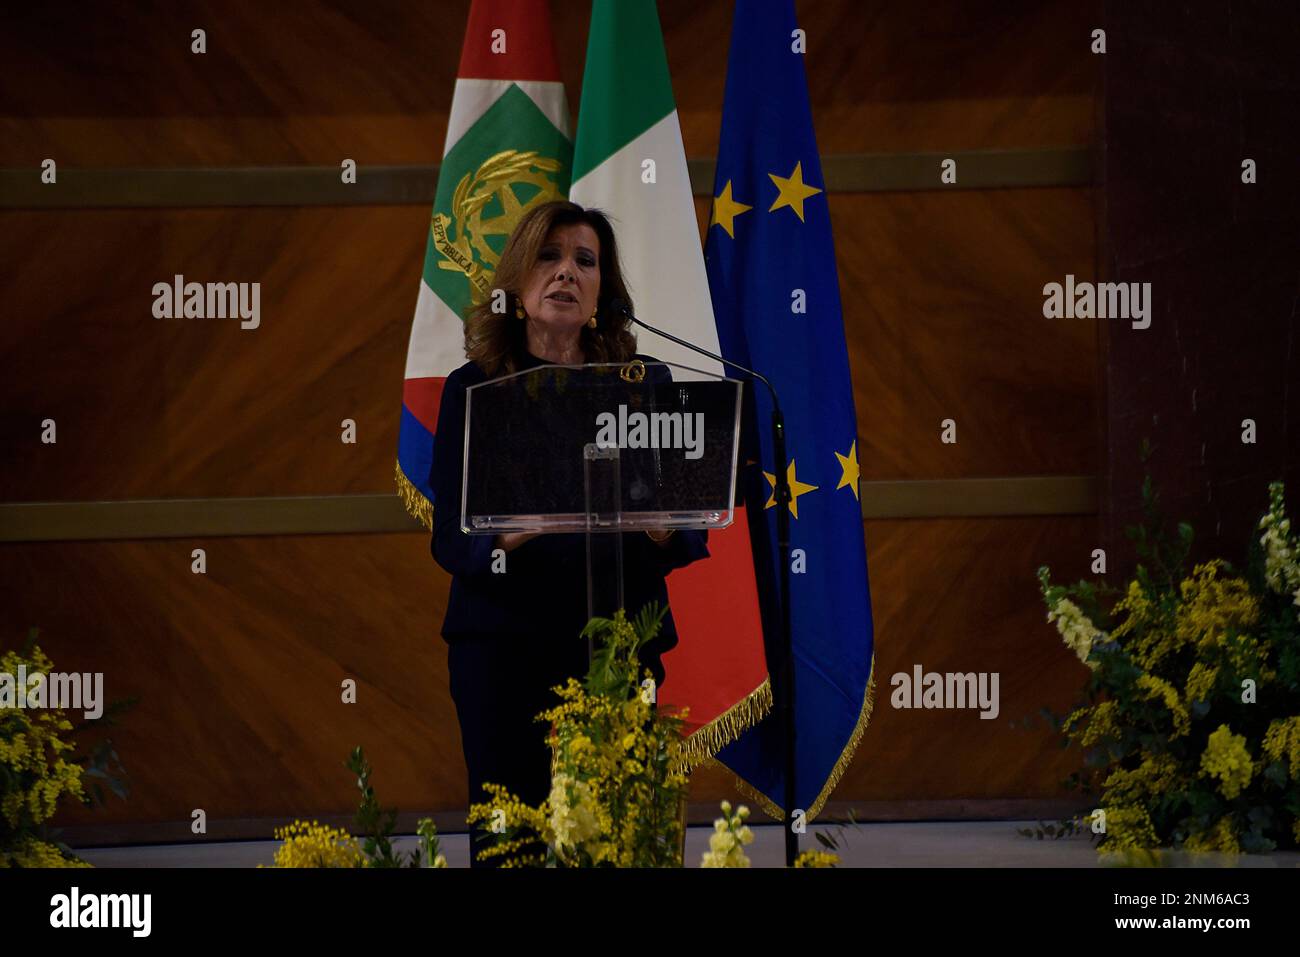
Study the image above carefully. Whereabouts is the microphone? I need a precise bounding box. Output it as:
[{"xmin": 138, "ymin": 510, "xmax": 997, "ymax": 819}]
[{"xmin": 607, "ymin": 298, "xmax": 781, "ymax": 415}]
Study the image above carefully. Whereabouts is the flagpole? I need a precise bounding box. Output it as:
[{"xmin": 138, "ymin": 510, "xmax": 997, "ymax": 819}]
[
  {"xmin": 613, "ymin": 301, "xmax": 799, "ymax": 866},
  {"xmin": 771, "ymin": 408, "xmax": 798, "ymax": 868}
]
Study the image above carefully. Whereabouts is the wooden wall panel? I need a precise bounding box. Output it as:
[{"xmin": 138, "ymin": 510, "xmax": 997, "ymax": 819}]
[
  {"xmin": 2, "ymin": 533, "xmax": 461, "ymax": 826},
  {"xmin": 692, "ymin": 514, "xmax": 1098, "ymax": 805},
  {"xmin": 828, "ymin": 514, "xmax": 1094, "ymax": 800},
  {"xmin": 831, "ymin": 189, "xmax": 1100, "ymax": 479},
  {"xmin": 673, "ymin": 0, "xmax": 1102, "ymax": 157},
  {"xmin": 2, "ymin": 512, "xmax": 1096, "ymax": 830},
  {"xmin": 2, "ymin": 186, "xmax": 1095, "ymax": 502},
  {"xmin": 1, "ymin": 0, "xmax": 1100, "ymax": 167},
  {"xmin": 0, "ymin": 206, "xmax": 427, "ymax": 500},
  {"xmin": 1101, "ymin": 1, "xmax": 1300, "ymax": 571}
]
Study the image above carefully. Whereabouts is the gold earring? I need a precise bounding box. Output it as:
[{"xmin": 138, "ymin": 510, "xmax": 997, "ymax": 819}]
[
  {"xmin": 587, "ymin": 312, "xmax": 598, "ymax": 329},
  {"xmin": 515, "ymin": 300, "xmax": 526, "ymax": 319}
]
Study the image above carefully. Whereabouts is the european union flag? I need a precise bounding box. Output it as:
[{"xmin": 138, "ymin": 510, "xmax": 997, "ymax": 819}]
[{"xmin": 706, "ymin": 0, "xmax": 875, "ymax": 820}]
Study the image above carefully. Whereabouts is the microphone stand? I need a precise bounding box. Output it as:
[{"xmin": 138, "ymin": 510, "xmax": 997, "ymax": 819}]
[{"xmin": 613, "ymin": 301, "xmax": 798, "ymax": 868}]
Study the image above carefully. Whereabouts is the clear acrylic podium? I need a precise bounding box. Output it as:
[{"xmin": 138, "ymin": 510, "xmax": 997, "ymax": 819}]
[{"xmin": 461, "ymin": 360, "xmax": 743, "ymax": 661}]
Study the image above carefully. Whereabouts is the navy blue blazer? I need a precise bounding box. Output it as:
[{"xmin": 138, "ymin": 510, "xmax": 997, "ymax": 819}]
[{"xmin": 428, "ymin": 350, "xmax": 710, "ymax": 686}]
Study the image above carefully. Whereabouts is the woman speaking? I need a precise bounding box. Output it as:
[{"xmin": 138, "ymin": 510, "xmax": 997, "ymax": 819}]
[{"xmin": 427, "ymin": 200, "xmax": 709, "ymax": 867}]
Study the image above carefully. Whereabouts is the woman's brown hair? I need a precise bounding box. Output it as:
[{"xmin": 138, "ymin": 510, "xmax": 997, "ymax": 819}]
[{"xmin": 464, "ymin": 200, "xmax": 638, "ymax": 376}]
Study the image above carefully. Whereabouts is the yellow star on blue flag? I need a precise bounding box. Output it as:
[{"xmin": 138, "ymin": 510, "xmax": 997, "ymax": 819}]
[
  {"xmin": 762, "ymin": 459, "xmax": 819, "ymax": 518},
  {"xmin": 768, "ymin": 161, "xmax": 822, "ymax": 222},
  {"xmin": 712, "ymin": 180, "xmax": 753, "ymax": 238}
]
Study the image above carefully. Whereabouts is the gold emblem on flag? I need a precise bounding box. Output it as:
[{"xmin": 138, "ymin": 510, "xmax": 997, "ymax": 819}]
[{"xmin": 430, "ymin": 150, "xmax": 564, "ymax": 303}]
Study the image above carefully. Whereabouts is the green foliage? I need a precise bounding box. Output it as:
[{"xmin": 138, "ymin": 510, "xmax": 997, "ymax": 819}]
[
  {"xmin": 811, "ymin": 808, "xmax": 863, "ymax": 854},
  {"xmin": 1036, "ymin": 469, "xmax": 1300, "ymax": 856},
  {"xmin": 267, "ymin": 748, "xmax": 442, "ymax": 868},
  {"xmin": 1, "ymin": 628, "xmax": 134, "ymax": 868},
  {"xmin": 346, "ymin": 745, "xmax": 441, "ymax": 868},
  {"xmin": 1016, "ymin": 815, "xmax": 1094, "ymax": 843},
  {"xmin": 580, "ymin": 601, "xmax": 668, "ymax": 698}
]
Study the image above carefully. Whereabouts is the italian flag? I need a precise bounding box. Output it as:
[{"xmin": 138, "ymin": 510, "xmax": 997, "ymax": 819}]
[
  {"xmin": 570, "ymin": 0, "xmax": 771, "ymax": 764},
  {"xmin": 396, "ymin": 0, "xmax": 572, "ymax": 527}
]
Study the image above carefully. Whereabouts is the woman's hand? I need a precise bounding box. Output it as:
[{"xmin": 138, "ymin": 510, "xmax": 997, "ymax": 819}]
[
  {"xmin": 646, "ymin": 528, "xmax": 676, "ymax": 547},
  {"xmin": 495, "ymin": 532, "xmax": 542, "ymax": 552}
]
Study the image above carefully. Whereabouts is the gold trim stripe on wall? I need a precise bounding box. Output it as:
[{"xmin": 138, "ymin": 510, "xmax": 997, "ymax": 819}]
[
  {"xmin": 858, "ymin": 475, "xmax": 1096, "ymax": 518},
  {"xmin": 0, "ymin": 476, "xmax": 1098, "ymax": 542},
  {"xmin": 0, "ymin": 148, "xmax": 1094, "ymax": 209}
]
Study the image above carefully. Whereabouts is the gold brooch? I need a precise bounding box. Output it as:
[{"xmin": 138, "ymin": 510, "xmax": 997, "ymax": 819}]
[{"xmin": 619, "ymin": 359, "xmax": 646, "ymax": 384}]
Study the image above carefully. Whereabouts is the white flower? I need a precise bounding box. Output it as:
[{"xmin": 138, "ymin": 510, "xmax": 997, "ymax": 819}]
[
  {"xmin": 548, "ymin": 774, "xmax": 599, "ymax": 853},
  {"xmin": 1259, "ymin": 484, "xmax": 1300, "ymax": 600},
  {"xmin": 700, "ymin": 801, "xmax": 754, "ymax": 867},
  {"xmin": 1047, "ymin": 598, "xmax": 1105, "ymax": 669},
  {"xmin": 709, "ymin": 830, "xmax": 736, "ymax": 854},
  {"xmin": 701, "ymin": 843, "xmax": 751, "ymax": 868}
]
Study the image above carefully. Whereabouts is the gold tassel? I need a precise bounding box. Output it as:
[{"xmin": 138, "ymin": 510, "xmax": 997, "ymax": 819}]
[
  {"xmin": 805, "ymin": 659, "xmax": 877, "ymax": 819},
  {"xmin": 720, "ymin": 759, "xmax": 787, "ymax": 822},
  {"xmin": 707, "ymin": 655, "xmax": 877, "ymax": 823},
  {"xmin": 678, "ymin": 678, "xmax": 773, "ymax": 769},
  {"xmin": 394, "ymin": 460, "xmax": 434, "ymax": 530}
]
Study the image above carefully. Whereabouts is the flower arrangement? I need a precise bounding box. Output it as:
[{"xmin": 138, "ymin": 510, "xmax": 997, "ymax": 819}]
[
  {"xmin": 466, "ymin": 603, "xmax": 690, "ymax": 867},
  {"xmin": 273, "ymin": 609, "xmax": 852, "ymax": 869},
  {"xmin": 268, "ymin": 820, "xmax": 366, "ymax": 868},
  {"xmin": 1037, "ymin": 478, "xmax": 1300, "ymax": 855},
  {"xmin": 699, "ymin": 801, "xmax": 844, "ymax": 867},
  {"xmin": 701, "ymin": 800, "xmax": 754, "ymax": 867},
  {"xmin": 794, "ymin": 849, "xmax": 840, "ymax": 868},
  {"xmin": 267, "ymin": 746, "xmax": 445, "ymax": 868},
  {"xmin": 1, "ymin": 630, "xmax": 131, "ymax": 868}
]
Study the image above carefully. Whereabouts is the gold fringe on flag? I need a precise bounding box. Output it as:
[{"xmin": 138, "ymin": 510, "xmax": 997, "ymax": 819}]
[
  {"xmin": 706, "ymin": 654, "xmax": 877, "ymax": 824},
  {"xmin": 716, "ymin": 758, "xmax": 785, "ymax": 822},
  {"xmin": 678, "ymin": 677, "xmax": 773, "ymax": 770},
  {"xmin": 395, "ymin": 460, "xmax": 434, "ymax": 531}
]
